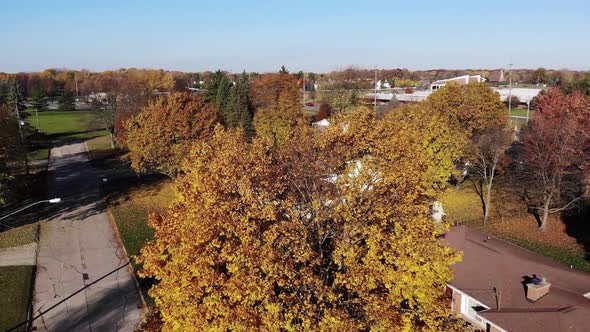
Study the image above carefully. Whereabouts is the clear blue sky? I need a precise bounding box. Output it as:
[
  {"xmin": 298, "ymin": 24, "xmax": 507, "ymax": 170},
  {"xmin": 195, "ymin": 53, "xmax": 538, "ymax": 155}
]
[{"xmin": 1, "ymin": 0, "xmax": 589, "ymax": 73}]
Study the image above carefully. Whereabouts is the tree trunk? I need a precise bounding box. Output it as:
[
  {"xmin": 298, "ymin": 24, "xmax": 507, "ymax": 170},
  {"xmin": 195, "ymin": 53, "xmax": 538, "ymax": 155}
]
[
  {"xmin": 110, "ymin": 132, "xmax": 115, "ymax": 150},
  {"xmin": 540, "ymin": 194, "xmax": 552, "ymax": 232},
  {"xmin": 483, "ymin": 177, "xmax": 494, "ymax": 224}
]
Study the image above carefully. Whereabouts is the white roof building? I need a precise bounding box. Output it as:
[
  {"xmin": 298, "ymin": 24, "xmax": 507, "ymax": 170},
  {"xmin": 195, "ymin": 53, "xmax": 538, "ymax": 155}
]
[
  {"xmin": 365, "ymin": 74, "xmax": 544, "ymax": 105},
  {"xmin": 430, "ymin": 75, "xmax": 485, "ymax": 91},
  {"xmin": 492, "ymin": 88, "xmax": 543, "ymax": 103}
]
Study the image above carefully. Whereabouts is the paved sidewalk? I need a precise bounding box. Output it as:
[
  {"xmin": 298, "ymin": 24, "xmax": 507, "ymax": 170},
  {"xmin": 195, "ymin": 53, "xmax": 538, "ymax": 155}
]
[
  {"xmin": 32, "ymin": 141, "xmax": 142, "ymax": 332},
  {"xmin": 0, "ymin": 242, "xmax": 37, "ymax": 266}
]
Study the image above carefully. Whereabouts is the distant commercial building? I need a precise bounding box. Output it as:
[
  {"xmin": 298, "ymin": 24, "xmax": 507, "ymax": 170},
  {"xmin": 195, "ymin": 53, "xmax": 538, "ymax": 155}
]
[
  {"xmin": 430, "ymin": 75, "xmax": 485, "ymax": 91},
  {"xmin": 493, "ymin": 88, "xmax": 543, "ymax": 104},
  {"xmin": 365, "ymin": 75, "xmax": 544, "ymax": 105}
]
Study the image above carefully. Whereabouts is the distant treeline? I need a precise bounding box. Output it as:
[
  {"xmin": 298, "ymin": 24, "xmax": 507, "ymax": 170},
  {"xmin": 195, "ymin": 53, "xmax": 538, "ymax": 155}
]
[
  {"xmin": 0, "ymin": 66, "xmax": 588, "ymax": 99},
  {"xmin": 322, "ymin": 67, "xmax": 588, "ymax": 85}
]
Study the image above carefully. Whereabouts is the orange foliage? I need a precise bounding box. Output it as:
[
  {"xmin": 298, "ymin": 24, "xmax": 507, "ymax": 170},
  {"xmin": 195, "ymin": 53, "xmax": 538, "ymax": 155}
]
[
  {"xmin": 125, "ymin": 93, "xmax": 219, "ymax": 177},
  {"xmin": 138, "ymin": 107, "xmax": 467, "ymax": 331},
  {"xmin": 249, "ymin": 73, "xmax": 300, "ymax": 111}
]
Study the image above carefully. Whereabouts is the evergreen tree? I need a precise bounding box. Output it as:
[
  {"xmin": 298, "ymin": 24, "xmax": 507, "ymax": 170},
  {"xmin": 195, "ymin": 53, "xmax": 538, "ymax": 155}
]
[
  {"xmin": 215, "ymin": 75, "xmax": 231, "ymax": 112},
  {"xmin": 224, "ymin": 71, "xmax": 251, "ymax": 130},
  {"xmin": 58, "ymin": 91, "xmax": 76, "ymax": 111},
  {"xmin": 5, "ymin": 79, "xmax": 29, "ymax": 173},
  {"xmin": 0, "ymin": 80, "xmax": 8, "ymax": 106},
  {"xmin": 7, "ymin": 78, "xmax": 26, "ymax": 115},
  {"xmin": 205, "ymin": 70, "xmax": 232, "ymax": 118},
  {"xmin": 30, "ymin": 89, "xmax": 47, "ymax": 111}
]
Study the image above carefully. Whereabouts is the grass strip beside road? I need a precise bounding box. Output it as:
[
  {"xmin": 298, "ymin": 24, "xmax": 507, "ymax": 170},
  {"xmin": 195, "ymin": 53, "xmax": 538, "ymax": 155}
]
[
  {"xmin": 0, "ymin": 265, "xmax": 34, "ymax": 332},
  {"xmin": 111, "ymin": 203, "xmax": 154, "ymax": 269},
  {"xmin": 109, "ymin": 181, "xmax": 175, "ymax": 302},
  {"xmin": 0, "ymin": 223, "xmax": 38, "ymax": 249}
]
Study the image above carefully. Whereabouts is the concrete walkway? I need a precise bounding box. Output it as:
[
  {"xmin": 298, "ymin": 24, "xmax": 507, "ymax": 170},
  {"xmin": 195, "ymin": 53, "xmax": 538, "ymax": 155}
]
[
  {"xmin": 32, "ymin": 141, "xmax": 142, "ymax": 332},
  {"xmin": 0, "ymin": 242, "xmax": 37, "ymax": 266}
]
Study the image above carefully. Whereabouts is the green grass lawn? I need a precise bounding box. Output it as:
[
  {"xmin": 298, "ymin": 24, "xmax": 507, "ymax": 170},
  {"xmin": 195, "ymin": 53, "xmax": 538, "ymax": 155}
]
[
  {"xmin": 0, "ymin": 265, "xmax": 34, "ymax": 331},
  {"xmin": 27, "ymin": 110, "xmax": 108, "ymax": 140},
  {"xmin": 111, "ymin": 204, "xmax": 154, "ymax": 266},
  {"xmin": 111, "ymin": 202, "xmax": 156, "ymax": 303},
  {"xmin": 25, "ymin": 110, "xmax": 111, "ymax": 160},
  {"xmin": 505, "ymin": 107, "xmax": 534, "ymax": 118},
  {"xmin": 0, "ymin": 224, "xmax": 39, "ymax": 330},
  {"xmin": 109, "ymin": 181, "xmax": 175, "ymax": 302},
  {"xmin": 0, "ymin": 223, "xmax": 38, "ymax": 250}
]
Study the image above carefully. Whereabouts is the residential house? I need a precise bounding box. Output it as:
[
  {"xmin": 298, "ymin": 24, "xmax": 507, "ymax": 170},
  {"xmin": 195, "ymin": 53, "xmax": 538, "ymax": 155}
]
[{"xmin": 445, "ymin": 226, "xmax": 590, "ymax": 332}]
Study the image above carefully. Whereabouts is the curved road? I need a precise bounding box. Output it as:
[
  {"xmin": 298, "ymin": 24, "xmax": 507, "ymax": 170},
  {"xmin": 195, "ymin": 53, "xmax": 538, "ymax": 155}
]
[{"xmin": 32, "ymin": 141, "xmax": 142, "ymax": 331}]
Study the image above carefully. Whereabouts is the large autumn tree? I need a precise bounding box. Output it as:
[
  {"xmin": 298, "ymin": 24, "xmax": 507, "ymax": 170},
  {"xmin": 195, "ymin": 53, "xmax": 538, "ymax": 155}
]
[
  {"xmin": 519, "ymin": 88, "xmax": 590, "ymax": 231},
  {"xmin": 467, "ymin": 127, "xmax": 512, "ymax": 224},
  {"xmin": 125, "ymin": 92, "xmax": 219, "ymax": 178},
  {"xmin": 426, "ymin": 82, "xmax": 506, "ymax": 138},
  {"xmin": 252, "ymin": 72, "xmax": 305, "ymax": 145},
  {"xmin": 249, "ymin": 72, "xmax": 300, "ymax": 111},
  {"xmin": 427, "ymin": 82, "xmax": 509, "ymax": 222},
  {"xmin": 138, "ymin": 107, "xmax": 467, "ymax": 331}
]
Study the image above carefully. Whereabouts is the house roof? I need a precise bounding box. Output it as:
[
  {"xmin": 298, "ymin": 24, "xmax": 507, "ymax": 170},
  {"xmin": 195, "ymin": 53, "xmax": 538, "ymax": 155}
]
[{"xmin": 445, "ymin": 225, "xmax": 590, "ymax": 332}]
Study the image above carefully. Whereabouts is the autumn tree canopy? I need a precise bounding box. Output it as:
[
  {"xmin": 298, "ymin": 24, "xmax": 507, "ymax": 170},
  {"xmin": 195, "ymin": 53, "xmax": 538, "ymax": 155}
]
[
  {"xmin": 426, "ymin": 82, "xmax": 506, "ymax": 138},
  {"xmin": 249, "ymin": 73, "xmax": 300, "ymax": 111},
  {"xmin": 467, "ymin": 127, "xmax": 512, "ymax": 224},
  {"xmin": 252, "ymin": 73, "xmax": 306, "ymax": 145},
  {"xmin": 125, "ymin": 92, "xmax": 219, "ymax": 177},
  {"xmin": 138, "ymin": 107, "xmax": 466, "ymax": 331},
  {"xmin": 519, "ymin": 88, "xmax": 590, "ymax": 231}
]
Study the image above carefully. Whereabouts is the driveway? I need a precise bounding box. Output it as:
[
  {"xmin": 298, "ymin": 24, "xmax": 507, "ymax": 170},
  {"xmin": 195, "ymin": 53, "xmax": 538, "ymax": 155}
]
[{"xmin": 32, "ymin": 141, "xmax": 142, "ymax": 331}]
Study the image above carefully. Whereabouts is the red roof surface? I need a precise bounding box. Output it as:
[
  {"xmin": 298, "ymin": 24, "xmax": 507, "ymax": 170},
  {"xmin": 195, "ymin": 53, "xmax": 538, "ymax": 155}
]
[{"xmin": 445, "ymin": 225, "xmax": 590, "ymax": 332}]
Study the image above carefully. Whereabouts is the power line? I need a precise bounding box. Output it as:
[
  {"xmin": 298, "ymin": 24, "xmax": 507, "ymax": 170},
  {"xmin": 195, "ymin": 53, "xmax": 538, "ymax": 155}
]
[{"xmin": 7, "ymin": 260, "xmax": 131, "ymax": 332}]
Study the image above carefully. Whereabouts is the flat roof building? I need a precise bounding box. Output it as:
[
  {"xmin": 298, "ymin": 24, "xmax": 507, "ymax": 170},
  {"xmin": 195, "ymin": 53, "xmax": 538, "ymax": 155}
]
[{"xmin": 430, "ymin": 75, "xmax": 485, "ymax": 90}]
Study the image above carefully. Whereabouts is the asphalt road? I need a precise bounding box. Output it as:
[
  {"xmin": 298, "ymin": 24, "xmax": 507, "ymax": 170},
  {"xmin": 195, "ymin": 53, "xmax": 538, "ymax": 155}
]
[{"xmin": 32, "ymin": 141, "xmax": 142, "ymax": 332}]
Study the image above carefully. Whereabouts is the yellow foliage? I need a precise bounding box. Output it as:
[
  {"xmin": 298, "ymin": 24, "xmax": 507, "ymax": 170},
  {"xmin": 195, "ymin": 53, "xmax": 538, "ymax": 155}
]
[
  {"xmin": 253, "ymin": 102, "xmax": 306, "ymax": 146},
  {"xmin": 426, "ymin": 82, "xmax": 507, "ymax": 138},
  {"xmin": 138, "ymin": 107, "xmax": 467, "ymax": 331}
]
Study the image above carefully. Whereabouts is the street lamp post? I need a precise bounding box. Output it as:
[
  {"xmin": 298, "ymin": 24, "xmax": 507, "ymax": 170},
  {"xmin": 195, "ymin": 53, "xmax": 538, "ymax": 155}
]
[{"xmin": 0, "ymin": 198, "xmax": 61, "ymax": 224}]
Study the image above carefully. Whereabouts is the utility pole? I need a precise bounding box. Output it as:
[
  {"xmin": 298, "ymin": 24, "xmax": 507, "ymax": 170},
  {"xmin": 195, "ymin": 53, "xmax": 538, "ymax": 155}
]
[
  {"xmin": 14, "ymin": 97, "xmax": 28, "ymax": 174},
  {"xmin": 15, "ymin": 102, "xmax": 24, "ymax": 141},
  {"xmin": 302, "ymin": 71, "xmax": 305, "ymax": 106},
  {"xmin": 508, "ymin": 63, "xmax": 513, "ymax": 119},
  {"xmin": 526, "ymin": 100, "xmax": 531, "ymax": 123},
  {"xmin": 74, "ymin": 71, "xmax": 79, "ymax": 97},
  {"xmin": 374, "ymin": 68, "xmax": 377, "ymax": 113},
  {"xmin": 35, "ymin": 106, "xmax": 40, "ymax": 131}
]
